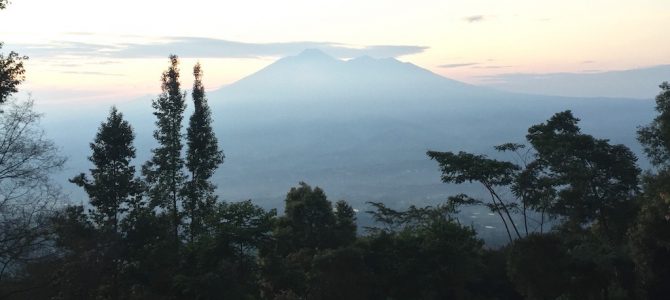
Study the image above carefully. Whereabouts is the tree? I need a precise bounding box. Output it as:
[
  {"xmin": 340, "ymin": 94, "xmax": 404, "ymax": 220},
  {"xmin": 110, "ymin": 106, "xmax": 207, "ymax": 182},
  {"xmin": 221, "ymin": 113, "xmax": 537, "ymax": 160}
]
[
  {"xmin": 507, "ymin": 233, "xmax": 570, "ymax": 300},
  {"xmin": 175, "ymin": 200, "xmax": 275, "ymax": 299},
  {"xmin": 183, "ymin": 63, "xmax": 223, "ymax": 243},
  {"xmin": 360, "ymin": 202, "xmax": 485, "ymax": 299},
  {"xmin": 0, "ymin": 43, "xmax": 27, "ymax": 105},
  {"xmin": 333, "ymin": 200, "xmax": 357, "ymax": 246},
  {"xmin": 0, "ymin": 0, "xmax": 27, "ymax": 104},
  {"xmin": 429, "ymin": 111, "xmax": 641, "ymax": 297},
  {"xmin": 65, "ymin": 107, "xmax": 142, "ymax": 299},
  {"xmin": 0, "ymin": 99, "xmax": 65, "ymax": 293},
  {"xmin": 261, "ymin": 183, "xmax": 357, "ymax": 298},
  {"xmin": 525, "ymin": 111, "xmax": 640, "ymax": 240},
  {"xmin": 638, "ymin": 82, "xmax": 670, "ymax": 166},
  {"xmin": 71, "ymin": 107, "xmax": 141, "ymax": 232},
  {"xmin": 629, "ymin": 82, "xmax": 670, "ymax": 298},
  {"xmin": 142, "ymin": 55, "xmax": 187, "ymax": 245},
  {"xmin": 279, "ymin": 182, "xmax": 338, "ymax": 251},
  {"xmin": 426, "ymin": 150, "xmax": 522, "ymax": 242},
  {"xmin": 428, "ymin": 110, "xmax": 640, "ymax": 243}
]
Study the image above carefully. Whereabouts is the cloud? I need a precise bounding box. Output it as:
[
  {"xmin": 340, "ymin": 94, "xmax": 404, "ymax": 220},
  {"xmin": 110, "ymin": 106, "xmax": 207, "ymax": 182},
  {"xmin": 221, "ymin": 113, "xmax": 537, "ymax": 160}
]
[
  {"xmin": 473, "ymin": 65, "xmax": 512, "ymax": 69},
  {"xmin": 464, "ymin": 15, "xmax": 485, "ymax": 23},
  {"xmin": 12, "ymin": 36, "xmax": 428, "ymax": 60},
  {"xmin": 438, "ymin": 63, "xmax": 479, "ymax": 68},
  {"xmin": 12, "ymin": 41, "xmax": 123, "ymax": 58},
  {"xmin": 58, "ymin": 70, "xmax": 124, "ymax": 76},
  {"xmin": 581, "ymin": 60, "xmax": 595, "ymax": 64}
]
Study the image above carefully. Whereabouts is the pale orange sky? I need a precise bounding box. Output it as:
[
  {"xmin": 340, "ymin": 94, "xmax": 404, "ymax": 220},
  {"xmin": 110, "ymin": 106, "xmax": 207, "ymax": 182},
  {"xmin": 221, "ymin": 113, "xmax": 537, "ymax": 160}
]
[{"xmin": 1, "ymin": 0, "xmax": 668, "ymax": 103}]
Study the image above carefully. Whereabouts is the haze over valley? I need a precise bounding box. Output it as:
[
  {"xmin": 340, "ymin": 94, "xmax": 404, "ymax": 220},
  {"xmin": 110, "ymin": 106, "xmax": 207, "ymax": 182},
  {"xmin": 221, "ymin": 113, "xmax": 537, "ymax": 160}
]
[{"xmin": 40, "ymin": 49, "xmax": 660, "ymax": 234}]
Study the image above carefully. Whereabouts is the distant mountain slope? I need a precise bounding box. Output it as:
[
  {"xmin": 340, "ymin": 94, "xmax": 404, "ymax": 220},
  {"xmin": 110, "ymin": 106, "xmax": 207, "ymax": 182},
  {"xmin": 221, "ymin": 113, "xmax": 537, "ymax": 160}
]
[
  {"xmin": 43, "ymin": 49, "xmax": 656, "ymax": 236},
  {"xmin": 200, "ymin": 50, "xmax": 655, "ymax": 205},
  {"xmin": 482, "ymin": 65, "xmax": 670, "ymax": 99},
  {"xmin": 223, "ymin": 49, "xmax": 472, "ymax": 99}
]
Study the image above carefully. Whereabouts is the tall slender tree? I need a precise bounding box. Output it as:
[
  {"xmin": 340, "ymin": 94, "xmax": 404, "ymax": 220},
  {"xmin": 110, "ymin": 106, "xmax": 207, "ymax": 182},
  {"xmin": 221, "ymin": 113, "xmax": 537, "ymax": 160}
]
[
  {"xmin": 142, "ymin": 55, "xmax": 187, "ymax": 245},
  {"xmin": 184, "ymin": 63, "xmax": 224, "ymax": 242}
]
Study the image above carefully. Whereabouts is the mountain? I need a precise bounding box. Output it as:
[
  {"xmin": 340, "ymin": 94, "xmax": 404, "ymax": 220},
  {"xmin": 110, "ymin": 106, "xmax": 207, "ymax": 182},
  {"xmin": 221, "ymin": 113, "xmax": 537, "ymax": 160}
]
[
  {"xmin": 41, "ymin": 49, "xmax": 657, "ymax": 235},
  {"xmin": 482, "ymin": 65, "xmax": 670, "ymax": 99},
  {"xmin": 204, "ymin": 49, "xmax": 654, "ymax": 205}
]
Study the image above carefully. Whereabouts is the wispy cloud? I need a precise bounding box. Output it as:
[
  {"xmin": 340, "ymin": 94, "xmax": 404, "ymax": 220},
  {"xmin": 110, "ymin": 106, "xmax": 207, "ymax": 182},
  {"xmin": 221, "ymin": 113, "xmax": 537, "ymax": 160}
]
[
  {"xmin": 58, "ymin": 70, "xmax": 124, "ymax": 76},
  {"xmin": 12, "ymin": 36, "xmax": 428, "ymax": 60},
  {"xmin": 581, "ymin": 60, "xmax": 595, "ymax": 64},
  {"xmin": 438, "ymin": 62, "xmax": 479, "ymax": 68},
  {"xmin": 473, "ymin": 65, "xmax": 512, "ymax": 69},
  {"xmin": 464, "ymin": 15, "xmax": 485, "ymax": 23}
]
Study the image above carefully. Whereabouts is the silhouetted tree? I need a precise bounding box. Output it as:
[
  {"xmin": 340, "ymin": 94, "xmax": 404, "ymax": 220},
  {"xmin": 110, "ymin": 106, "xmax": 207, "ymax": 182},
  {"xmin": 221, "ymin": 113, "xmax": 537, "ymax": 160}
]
[
  {"xmin": 71, "ymin": 107, "xmax": 142, "ymax": 232},
  {"xmin": 143, "ymin": 55, "xmax": 187, "ymax": 246},
  {"xmin": 428, "ymin": 110, "xmax": 640, "ymax": 243},
  {"xmin": 361, "ymin": 202, "xmax": 485, "ymax": 299},
  {"xmin": 0, "ymin": 99, "xmax": 65, "ymax": 291},
  {"xmin": 49, "ymin": 205, "xmax": 102, "ymax": 299},
  {"xmin": 0, "ymin": 43, "xmax": 26, "ymax": 105},
  {"xmin": 0, "ymin": 0, "xmax": 26, "ymax": 104},
  {"xmin": 426, "ymin": 150, "xmax": 522, "ymax": 242},
  {"xmin": 333, "ymin": 200, "xmax": 357, "ymax": 246},
  {"xmin": 176, "ymin": 200, "xmax": 275, "ymax": 299},
  {"xmin": 261, "ymin": 183, "xmax": 357, "ymax": 298},
  {"xmin": 525, "ymin": 111, "xmax": 640, "ymax": 241},
  {"xmin": 279, "ymin": 182, "xmax": 338, "ymax": 251},
  {"xmin": 629, "ymin": 82, "xmax": 670, "ymax": 299},
  {"xmin": 183, "ymin": 63, "xmax": 223, "ymax": 243},
  {"xmin": 638, "ymin": 82, "xmax": 670, "ymax": 166},
  {"xmin": 66, "ymin": 107, "xmax": 142, "ymax": 299}
]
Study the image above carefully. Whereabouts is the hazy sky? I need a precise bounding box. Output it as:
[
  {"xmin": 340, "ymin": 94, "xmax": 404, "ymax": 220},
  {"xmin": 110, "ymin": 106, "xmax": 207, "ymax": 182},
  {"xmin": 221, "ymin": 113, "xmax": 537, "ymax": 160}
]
[{"xmin": 1, "ymin": 0, "xmax": 668, "ymax": 103}]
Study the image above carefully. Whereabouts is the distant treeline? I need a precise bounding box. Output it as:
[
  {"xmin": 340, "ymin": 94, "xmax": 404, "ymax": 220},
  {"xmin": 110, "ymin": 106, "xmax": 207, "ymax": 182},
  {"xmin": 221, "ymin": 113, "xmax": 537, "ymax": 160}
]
[{"xmin": 1, "ymin": 29, "xmax": 670, "ymax": 299}]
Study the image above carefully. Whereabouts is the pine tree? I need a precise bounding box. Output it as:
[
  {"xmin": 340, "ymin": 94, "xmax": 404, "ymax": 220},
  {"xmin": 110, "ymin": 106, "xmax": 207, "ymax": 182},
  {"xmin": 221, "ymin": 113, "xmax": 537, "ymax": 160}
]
[
  {"xmin": 184, "ymin": 63, "xmax": 224, "ymax": 242},
  {"xmin": 334, "ymin": 200, "xmax": 357, "ymax": 246},
  {"xmin": 142, "ymin": 55, "xmax": 187, "ymax": 245},
  {"xmin": 69, "ymin": 107, "xmax": 141, "ymax": 299},
  {"xmin": 71, "ymin": 107, "xmax": 140, "ymax": 232}
]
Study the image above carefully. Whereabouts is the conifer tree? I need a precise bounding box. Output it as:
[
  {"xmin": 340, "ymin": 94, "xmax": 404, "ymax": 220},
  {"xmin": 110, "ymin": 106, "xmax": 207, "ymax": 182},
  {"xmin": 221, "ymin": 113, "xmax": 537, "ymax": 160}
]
[
  {"xmin": 184, "ymin": 63, "xmax": 224, "ymax": 242},
  {"xmin": 71, "ymin": 107, "xmax": 140, "ymax": 232},
  {"xmin": 142, "ymin": 55, "xmax": 187, "ymax": 245},
  {"xmin": 67, "ymin": 107, "xmax": 140, "ymax": 299}
]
